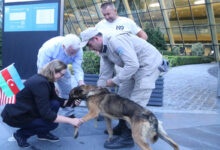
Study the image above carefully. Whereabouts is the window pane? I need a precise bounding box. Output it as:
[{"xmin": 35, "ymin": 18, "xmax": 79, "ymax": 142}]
[
  {"xmin": 83, "ymin": 0, "xmax": 94, "ymax": 6},
  {"xmin": 116, "ymin": 0, "xmax": 128, "ymax": 17},
  {"xmin": 150, "ymin": 11, "xmax": 164, "ymax": 27},
  {"xmin": 87, "ymin": 4, "xmax": 100, "ymax": 24},
  {"xmin": 191, "ymin": 4, "xmax": 208, "ymax": 25},
  {"xmin": 147, "ymin": 0, "xmax": 160, "ymax": 11},
  {"xmin": 133, "ymin": 0, "xmax": 147, "ymax": 12},
  {"xmin": 172, "ymin": 27, "xmax": 183, "ymax": 43},
  {"xmin": 64, "ymin": 14, "xmax": 75, "ymax": 33},
  {"xmin": 213, "ymin": 3, "xmax": 220, "ymax": 24},
  {"xmin": 77, "ymin": 5, "xmax": 95, "ymax": 26},
  {"xmin": 165, "ymin": 9, "xmax": 179, "ymax": 27},
  {"xmin": 75, "ymin": 0, "xmax": 101, "ymax": 8},
  {"xmin": 163, "ymin": 0, "xmax": 174, "ymax": 9},
  {"xmin": 195, "ymin": 25, "xmax": 212, "ymax": 42},
  {"xmin": 212, "ymin": 0, "xmax": 220, "ymax": 2},
  {"xmin": 128, "ymin": 0, "xmax": 137, "ymax": 13},
  {"xmin": 174, "ymin": 0, "xmax": 190, "ymax": 8},
  {"xmin": 189, "ymin": 0, "xmax": 205, "ymax": 6},
  {"xmin": 181, "ymin": 26, "xmax": 197, "ymax": 42},
  {"xmin": 139, "ymin": 12, "xmax": 152, "ymax": 24},
  {"xmin": 177, "ymin": 7, "xmax": 193, "ymax": 26}
]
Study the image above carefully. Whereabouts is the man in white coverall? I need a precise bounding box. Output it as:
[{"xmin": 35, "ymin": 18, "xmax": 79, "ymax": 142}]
[
  {"xmin": 96, "ymin": 2, "xmax": 156, "ymax": 142},
  {"xmin": 37, "ymin": 34, "xmax": 85, "ymax": 117},
  {"xmin": 80, "ymin": 27, "xmax": 163, "ymax": 149},
  {"xmin": 96, "ymin": 1, "xmax": 148, "ymax": 123}
]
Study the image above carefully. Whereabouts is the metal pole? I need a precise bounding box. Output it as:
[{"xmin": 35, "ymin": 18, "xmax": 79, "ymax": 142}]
[
  {"xmin": 60, "ymin": 0, "xmax": 64, "ymax": 36},
  {"xmin": 218, "ymin": 61, "xmax": 220, "ymax": 97}
]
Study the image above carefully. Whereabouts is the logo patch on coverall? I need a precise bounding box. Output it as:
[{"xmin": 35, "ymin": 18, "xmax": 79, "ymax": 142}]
[{"xmin": 116, "ymin": 47, "xmax": 124, "ymax": 55}]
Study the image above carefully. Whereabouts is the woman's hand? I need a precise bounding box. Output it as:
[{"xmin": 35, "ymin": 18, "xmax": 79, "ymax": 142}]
[
  {"xmin": 70, "ymin": 118, "xmax": 84, "ymax": 127},
  {"xmin": 63, "ymin": 99, "xmax": 81, "ymax": 108},
  {"xmin": 55, "ymin": 115, "xmax": 83, "ymax": 127}
]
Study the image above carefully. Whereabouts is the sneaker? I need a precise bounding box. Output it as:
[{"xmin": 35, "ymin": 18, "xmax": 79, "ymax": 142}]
[
  {"xmin": 104, "ymin": 135, "xmax": 134, "ymax": 149},
  {"xmin": 13, "ymin": 132, "xmax": 30, "ymax": 148},
  {"xmin": 37, "ymin": 133, "xmax": 59, "ymax": 142}
]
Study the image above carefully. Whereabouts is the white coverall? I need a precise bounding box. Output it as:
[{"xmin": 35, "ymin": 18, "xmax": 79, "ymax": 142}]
[{"xmin": 97, "ymin": 33, "xmax": 162, "ymax": 107}]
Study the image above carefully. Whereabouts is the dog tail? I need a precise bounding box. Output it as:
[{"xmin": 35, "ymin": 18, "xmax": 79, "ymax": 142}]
[
  {"xmin": 157, "ymin": 121, "xmax": 179, "ymax": 150},
  {"xmin": 74, "ymin": 126, "xmax": 79, "ymax": 139}
]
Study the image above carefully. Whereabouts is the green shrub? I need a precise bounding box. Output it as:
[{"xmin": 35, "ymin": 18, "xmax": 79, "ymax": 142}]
[
  {"xmin": 68, "ymin": 51, "xmax": 100, "ymax": 74},
  {"xmin": 159, "ymin": 50, "xmax": 175, "ymax": 56},
  {"xmin": 144, "ymin": 23, "xmax": 168, "ymax": 50},
  {"xmin": 163, "ymin": 55, "xmax": 214, "ymax": 67},
  {"xmin": 191, "ymin": 43, "xmax": 204, "ymax": 56},
  {"xmin": 82, "ymin": 51, "xmax": 100, "ymax": 74},
  {"xmin": 172, "ymin": 46, "xmax": 181, "ymax": 56}
]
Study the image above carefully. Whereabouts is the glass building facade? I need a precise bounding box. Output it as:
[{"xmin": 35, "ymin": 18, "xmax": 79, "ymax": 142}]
[{"xmin": 64, "ymin": 0, "xmax": 220, "ymax": 58}]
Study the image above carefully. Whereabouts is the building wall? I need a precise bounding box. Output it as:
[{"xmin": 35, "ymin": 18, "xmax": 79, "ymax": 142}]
[{"xmin": 63, "ymin": 0, "xmax": 220, "ymax": 57}]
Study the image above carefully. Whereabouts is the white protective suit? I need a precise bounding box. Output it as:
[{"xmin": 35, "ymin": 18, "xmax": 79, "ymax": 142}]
[{"xmin": 97, "ymin": 33, "xmax": 162, "ymax": 107}]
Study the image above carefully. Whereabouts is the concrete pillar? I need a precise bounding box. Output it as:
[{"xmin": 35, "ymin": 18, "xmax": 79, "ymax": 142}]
[
  {"xmin": 205, "ymin": 0, "xmax": 220, "ymax": 97},
  {"xmin": 205, "ymin": 0, "xmax": 219, "ymax": 61},
  {"xmin": 158, "ymin": 0, "xmax": 175, "ymax": 48}
]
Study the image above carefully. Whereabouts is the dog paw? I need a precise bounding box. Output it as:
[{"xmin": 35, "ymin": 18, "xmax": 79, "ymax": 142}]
[{"xmin": 74, "ymin": 132, "xmax": 79, "ymax": 139}]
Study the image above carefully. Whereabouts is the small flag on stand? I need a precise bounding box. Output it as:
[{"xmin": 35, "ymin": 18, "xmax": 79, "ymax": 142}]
[{"xmin": 0, "ymin": 64, "xmax": 24, "ymax": 105}]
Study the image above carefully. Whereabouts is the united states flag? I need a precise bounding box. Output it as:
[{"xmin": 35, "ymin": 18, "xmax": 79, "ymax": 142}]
[{"xmin": 0, "ymin": 87, "xmax": 16, "ymax": 105}]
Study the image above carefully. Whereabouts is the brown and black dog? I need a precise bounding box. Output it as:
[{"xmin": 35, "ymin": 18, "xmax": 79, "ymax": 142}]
[{"xmin": 69, "ymin": 85, "xmax": 179, "ymax": 150}]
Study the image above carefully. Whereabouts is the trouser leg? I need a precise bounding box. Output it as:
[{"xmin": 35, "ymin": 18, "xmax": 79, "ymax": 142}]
[
  {"xmin": 117, "ymin": 79, "xmax": 134, "ymax": 99},
  {"xmin": 130, "ymin": 89, "xmax": 153, "ymax": 107},
  {"xmin": 130, "ymin": 68, "xmax": 160, "ymax": 107},
  {"xmin": 16, "ymin": 100, "xmax": 59, "ymax": 138},
  {"xmin": 17, "ymin": 118, "xmax": 59, "ymax": 138},
  {"xmin": 104, "ymin": 120, "xmax": 134, "ymax": 149},
  {"xmin": 107, "ymin": 79, "xmax": 133, "ymax": 135}
]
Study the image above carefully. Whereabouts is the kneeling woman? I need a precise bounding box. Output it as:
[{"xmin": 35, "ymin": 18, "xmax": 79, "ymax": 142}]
[{"xmin": 1, "ymin": 60, "xmax": 83, "ymax": 148}]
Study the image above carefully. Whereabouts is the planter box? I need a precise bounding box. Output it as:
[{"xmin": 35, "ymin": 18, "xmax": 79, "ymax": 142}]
[
  {"xmin": 147, "ymin": 76, "xmax": 163, "ymax": 106},
  {"xmin": 84, "ymin": 74, "xmax": 163, "ymax": 107}
]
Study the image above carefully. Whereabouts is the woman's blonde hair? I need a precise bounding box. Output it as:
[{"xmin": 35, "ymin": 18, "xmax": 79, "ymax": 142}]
[{"xmin": 39, "ymin": 60, "xmax": 67, "ymax": 82}]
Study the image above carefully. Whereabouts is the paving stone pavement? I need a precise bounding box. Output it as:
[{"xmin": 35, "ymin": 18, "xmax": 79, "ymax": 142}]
[{"xmin": 148, "ymin": 62, "xmax": 218, "ymax": 114}]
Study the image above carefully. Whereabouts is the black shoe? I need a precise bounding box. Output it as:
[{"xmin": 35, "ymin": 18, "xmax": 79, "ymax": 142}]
[
  {"xmin": 37, "ymin": 133, "xmax": 59, "ymax": 142},
  {"xmin": 68, "ymin": 114, "xmax": 75, "ymax": 118},
  {"xmin": 13, "ymin": 132, "xmax": 30, "ymax": 148},
  {"xmin": 97, "ymin": 114, "xmax": 104, "ymax": 121},
  {"xmin": 104, "ymin": 124, "xmax": 122, "ymax": 136},
  {"xmin": 104, "ymin": 134, "xmax": 134, "ymax": 149}
]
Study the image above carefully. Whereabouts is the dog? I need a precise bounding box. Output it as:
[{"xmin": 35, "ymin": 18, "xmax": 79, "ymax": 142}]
[{"xmin": 69, "ymin": 85, "xmax": 179, "ymax": 150}]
